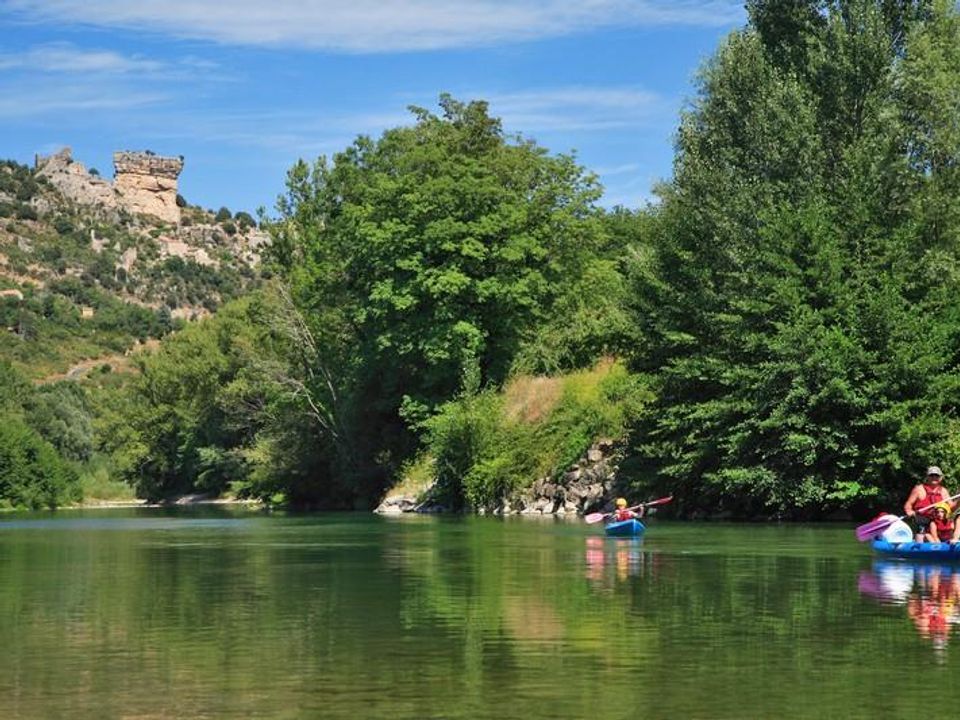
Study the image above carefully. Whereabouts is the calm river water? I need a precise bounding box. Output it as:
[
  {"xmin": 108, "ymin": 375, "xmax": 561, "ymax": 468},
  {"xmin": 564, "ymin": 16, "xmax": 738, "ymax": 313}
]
[{"xmin": 0, "ymin": 509, "xmax": 951, "ymax": 718}]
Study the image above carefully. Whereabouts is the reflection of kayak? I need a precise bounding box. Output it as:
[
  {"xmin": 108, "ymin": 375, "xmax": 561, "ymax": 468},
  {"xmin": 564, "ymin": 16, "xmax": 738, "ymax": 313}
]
[
  {"xmin": 872, "ymin": 540, "xmax": 960, "ymax": 559},
  {"xmin": 605, "ymin": 519, "xmax": 645, "ymax": 537}
]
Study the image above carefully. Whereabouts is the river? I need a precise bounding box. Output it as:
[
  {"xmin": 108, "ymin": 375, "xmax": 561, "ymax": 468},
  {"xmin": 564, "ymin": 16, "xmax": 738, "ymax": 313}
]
[{"xmin": 0, "ymin": 508, "xmax": 950, "ymax": 718}]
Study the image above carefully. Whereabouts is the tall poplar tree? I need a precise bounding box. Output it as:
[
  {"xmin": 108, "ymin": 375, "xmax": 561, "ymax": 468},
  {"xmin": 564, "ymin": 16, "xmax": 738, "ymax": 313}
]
[{"xmin": 630, "ymin": 0, "xmax": 960, "ymax": 516}]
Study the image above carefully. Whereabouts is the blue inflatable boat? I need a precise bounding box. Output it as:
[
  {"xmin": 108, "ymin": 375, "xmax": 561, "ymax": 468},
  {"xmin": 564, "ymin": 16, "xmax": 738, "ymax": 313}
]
[
  {"xmin": 605, "ymin": 519, "xmax": 645, "ymax": 537},
  {"xmin": 872, "ymin": 540, "xmax": 960, "ymax": 560}
]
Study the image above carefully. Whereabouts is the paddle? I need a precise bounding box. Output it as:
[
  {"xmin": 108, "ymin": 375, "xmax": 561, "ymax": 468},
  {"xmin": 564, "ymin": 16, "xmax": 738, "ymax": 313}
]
[
  {"xmin": 585, "ymin": 495, "xmax": 674, "ymax": 524},
  {"xmin": 854, "ymin": 492, "xmax": 960, "ymax": 542}
]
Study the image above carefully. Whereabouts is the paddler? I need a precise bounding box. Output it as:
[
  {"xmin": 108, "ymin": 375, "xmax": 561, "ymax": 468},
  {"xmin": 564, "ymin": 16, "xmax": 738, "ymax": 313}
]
[
  {"xmin": 904, "ymin": 466, "xmax": 953, "ymax": 542},
  {"xmin": 613, "ymin": 497, "xmax": 644, "ymax": 522}
]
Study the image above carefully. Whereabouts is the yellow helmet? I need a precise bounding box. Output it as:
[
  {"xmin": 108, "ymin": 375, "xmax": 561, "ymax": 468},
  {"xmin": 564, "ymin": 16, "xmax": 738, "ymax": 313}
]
[
  {"xmin": 616, "ymin": 498, "xmax": 627, "ymax": 508},
  {"xmin": 935, "ymin": 502, "xmax": 952, "ymax": 515}
]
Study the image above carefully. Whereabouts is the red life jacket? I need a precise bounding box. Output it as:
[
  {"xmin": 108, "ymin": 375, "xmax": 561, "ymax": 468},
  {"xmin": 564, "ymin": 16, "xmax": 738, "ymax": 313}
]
[
  {"xmin": 615, "ymin": 509, "xmax": 634, "ymax": 521},
  {"xmin": 917, "ymin": 484, "xmax": 948, "ymax": 514},
  {"xmin": 932, "ymin": 517, "xmax": 954, "ymax": 538}
]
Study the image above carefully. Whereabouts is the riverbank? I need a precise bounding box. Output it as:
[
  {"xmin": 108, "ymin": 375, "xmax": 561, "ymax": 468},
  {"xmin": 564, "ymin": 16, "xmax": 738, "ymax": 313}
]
[{"xmin": 69, "ymin": 494, "xmax": 263, "ymax": 510}]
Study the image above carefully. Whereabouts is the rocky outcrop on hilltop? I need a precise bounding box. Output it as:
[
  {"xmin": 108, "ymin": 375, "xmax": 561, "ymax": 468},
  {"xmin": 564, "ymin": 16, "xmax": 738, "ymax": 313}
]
[
  {"xmin": 113, "ymin": 151, "xmax": 184, "ymax": 224},
  {"xmin": 35, "ymin": 147, "xmax": 185, "ymax": 224},
  {"xmin": 34, "ymin": 148, "xmax": 117, "ymax": 212}
]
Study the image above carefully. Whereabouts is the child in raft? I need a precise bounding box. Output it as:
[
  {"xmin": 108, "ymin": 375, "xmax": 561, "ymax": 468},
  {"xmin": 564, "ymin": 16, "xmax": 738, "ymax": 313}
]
[
  {"xmin": 926, "ymin": 503, "xmax": 955, "ymax": 543},
  {"xmin": 613, "ymin": 498, "xmax": 644, "ymax": 522}
]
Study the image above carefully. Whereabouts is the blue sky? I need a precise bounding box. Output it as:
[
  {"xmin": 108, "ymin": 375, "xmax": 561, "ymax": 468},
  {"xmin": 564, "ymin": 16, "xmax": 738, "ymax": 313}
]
[{"xmin": 0, "ymin": 1, "xmax": 745, "ymax": 215}]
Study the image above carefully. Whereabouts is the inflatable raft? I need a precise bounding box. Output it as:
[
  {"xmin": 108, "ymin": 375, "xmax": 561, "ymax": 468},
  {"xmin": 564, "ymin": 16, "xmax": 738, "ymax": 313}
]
[
  {"xmin": 872, "ymin": 540, "xmax": 960, "ymax": 560},
  {"xmin": 604, "ymin": 519, "xmax": 645, "ymax": 537}
]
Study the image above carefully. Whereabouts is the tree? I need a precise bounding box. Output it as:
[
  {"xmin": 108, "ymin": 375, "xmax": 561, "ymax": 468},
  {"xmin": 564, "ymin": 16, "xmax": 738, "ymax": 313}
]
[
  {"xmin": 629, "ymin": 0, "xmax": 960, "ymax": 517},
  {"xmin": 268, "ymin": 95, "xmax": 607, "ymax": 501},
  {"xmin": 0, "ymin": 419, "xmax": 80, "ymax": 509}
]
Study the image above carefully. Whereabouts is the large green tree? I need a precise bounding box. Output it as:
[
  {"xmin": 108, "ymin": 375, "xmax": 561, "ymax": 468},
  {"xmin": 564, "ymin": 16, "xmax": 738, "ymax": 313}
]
[
  {"xmin": 269, "ymin": 95, "xmax": 609, "ymax": 498},
  {"xmin": 630, "ymin": 0, "xmax": 960, "ymax": 517}
]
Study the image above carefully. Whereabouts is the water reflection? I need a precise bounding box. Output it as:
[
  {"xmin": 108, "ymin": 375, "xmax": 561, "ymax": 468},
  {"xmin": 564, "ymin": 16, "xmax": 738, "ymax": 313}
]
[
  {"xmin": 859, "ymin": 562, "xmax": 960, "ymax": 654},
  {"xmin": 584, "ymin": 536, "xmax": 650, "ymax": 583}
]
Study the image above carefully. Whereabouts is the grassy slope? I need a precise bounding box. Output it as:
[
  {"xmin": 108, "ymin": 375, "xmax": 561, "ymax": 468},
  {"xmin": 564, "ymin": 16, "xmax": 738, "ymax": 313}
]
[{"xmin": 395, "ymin": 359, "xmax": 651, "ymax": 507}]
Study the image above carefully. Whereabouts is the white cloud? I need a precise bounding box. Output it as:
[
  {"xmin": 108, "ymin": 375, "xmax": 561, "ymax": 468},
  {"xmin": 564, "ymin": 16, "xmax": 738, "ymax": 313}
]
[
  {"xmin": 127, "ymin": 86, "xmax": 669, "ymax": 158},
  {"xmin": 0, "ymin": 83, "xmax": 166, "ymax": 118},
  {"xmin": 483, "ymin": 86, "xmax": 670, "ymax": 132},
  {"xmin": 594, "ymin": 162, "xmax": 642, "ymax": 177},
  {"xmin": 4, "ymin": 0, "xmax": 743, "ymax": 52},
  {"xmin": 0, "ymin": 43, "xmax": 165, "ymax": 73}
]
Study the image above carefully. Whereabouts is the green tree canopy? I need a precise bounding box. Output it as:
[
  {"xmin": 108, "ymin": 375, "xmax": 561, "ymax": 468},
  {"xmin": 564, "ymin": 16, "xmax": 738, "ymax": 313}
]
[
  {"xmin": 269, "ymin": 95, "xmax": 609, "ymax": 495},
  {"xmin": 630, "ymin": 0, "xmax": 960, "ymax": 517}
]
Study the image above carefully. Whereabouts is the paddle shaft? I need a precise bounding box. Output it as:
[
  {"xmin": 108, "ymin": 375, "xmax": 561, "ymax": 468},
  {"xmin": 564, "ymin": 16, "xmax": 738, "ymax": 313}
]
[
  {"xmin": 857, "ymin": 492, "xmax": 960, "ymax": 541},
  {"xmin": 910, "ymin": 491, "xmax": 960, "ymax": 518},
  {"xmin": 585, "ymin": 495, "xmax": 673, "ymax": 524}
]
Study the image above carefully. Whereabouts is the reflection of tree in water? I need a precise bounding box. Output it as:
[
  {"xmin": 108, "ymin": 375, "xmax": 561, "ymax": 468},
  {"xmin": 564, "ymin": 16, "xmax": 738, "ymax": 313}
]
[{"xmin": 859, "ymin": 562, "xmax": 960, "ymax": 656}]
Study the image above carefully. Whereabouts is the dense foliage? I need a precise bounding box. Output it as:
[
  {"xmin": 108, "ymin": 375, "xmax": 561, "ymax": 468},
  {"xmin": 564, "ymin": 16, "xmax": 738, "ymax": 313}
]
[
  {"xmin": 266, "ymin": 95, "xmax": 619, "ymax": 504},
  {"xmin": 629, "ymin": 0, "xmax": 960, "ymax": 516},
  {"xmin": 425, "ymin": 360, "xmax": 649, "ymax": 509},
  {"xmin": 0, "ymin": 362, "xmax": 81, "ymax": 509},
  {"xmin": 12, "ymin": 2, "xmax": 960, "ymax": 517}
]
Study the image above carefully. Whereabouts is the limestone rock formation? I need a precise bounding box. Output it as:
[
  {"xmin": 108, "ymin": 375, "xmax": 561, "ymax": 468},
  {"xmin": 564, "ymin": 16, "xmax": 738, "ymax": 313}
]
[
  {"xmin": 35, "ymin": 147, "xmax": 184, "ymax": 224},
  {"xmin": 113, "ymin": 151, "xmax": 183, "ymax": 224},
  {"xmin": 34, "ymin": 148, "xmax": 117, "ymax": 211}
]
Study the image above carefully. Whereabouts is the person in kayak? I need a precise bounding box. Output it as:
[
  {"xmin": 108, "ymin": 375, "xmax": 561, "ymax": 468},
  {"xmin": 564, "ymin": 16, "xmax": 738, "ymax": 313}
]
[
  {"xmin": 613, "ymin": 497, "xmax": 643, "ymax": 522},
  {"xmin": 904, "ymin": 466, "xmax": 953, "ymax": 541},
  {"xmin": 926, "ymin": 503, "xmax": 955, "ymax": 543}
]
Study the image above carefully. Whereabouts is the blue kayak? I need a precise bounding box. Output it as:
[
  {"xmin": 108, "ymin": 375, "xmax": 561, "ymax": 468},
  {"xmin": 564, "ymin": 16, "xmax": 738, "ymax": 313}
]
[
  {"xmin": 605, "ymin": 519, "xmax": 645, "ymax": 537},
  {"xmin": 872, "ymin": 540, "xmax": 960, "ymax": 560}
]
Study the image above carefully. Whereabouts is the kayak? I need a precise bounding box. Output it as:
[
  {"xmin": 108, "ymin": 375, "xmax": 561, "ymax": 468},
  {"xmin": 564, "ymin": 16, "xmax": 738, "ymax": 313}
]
[
  {"xmin": 605, "ymin": 519, "xmax": 645, "ymax": 537},
  {"xmin": 872, "ymin": 540, "xmax": 960, "ymax": 559}
]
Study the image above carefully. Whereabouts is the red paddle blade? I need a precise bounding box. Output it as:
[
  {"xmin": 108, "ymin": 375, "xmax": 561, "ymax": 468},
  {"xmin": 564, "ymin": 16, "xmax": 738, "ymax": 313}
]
[
  {"xmin": 855, "ymin": 515, "xmax": 896, "ymax": 542},
  {"xmin": 642, "ymin": 495, "xmax": 673, "ymax": 507},
  {"xmin": 584, "ymin": 512, "xmax": 607, "ymax": 524}
]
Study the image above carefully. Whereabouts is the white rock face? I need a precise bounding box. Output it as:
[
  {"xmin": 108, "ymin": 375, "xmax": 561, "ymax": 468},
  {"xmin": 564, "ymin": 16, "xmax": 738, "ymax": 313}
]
[
  {"xmin": 113, "ymin": 152, "xmax": 183, "ymax": 224},
  {"xmin": 36, "ymin": 148, "xmax": 184, "ymax": 224},
  {"xmin": 35, "ymin": 148, "xmax": 117, "ymax": 210}
]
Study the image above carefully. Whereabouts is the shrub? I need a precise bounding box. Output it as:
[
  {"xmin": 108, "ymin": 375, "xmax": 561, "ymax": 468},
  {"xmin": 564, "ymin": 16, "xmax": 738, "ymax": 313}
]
[
  {"xmin": 425, "ymin": 359, "xmax": 650, "ymax": 509},
  {"xmin": 54, "ymin": 216, "xmax": 75, "ymax": 235},
  {"xmin": 15, "ymin": 204, "xmax": 37, "ymax": 221},
  {"xmin": 235, "ymin": 211, "xmax": 256, "ymax": 229},
  {"xmin": 0, "ymin": 419, "xmax": 81, "ymax": 509},
  {"xmin": 215, "ymin": 207, "xmax": 232, "ymax": 222}
]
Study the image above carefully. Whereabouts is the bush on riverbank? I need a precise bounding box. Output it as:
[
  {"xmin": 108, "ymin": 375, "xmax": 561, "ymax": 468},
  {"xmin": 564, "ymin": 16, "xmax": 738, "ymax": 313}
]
[
  {"xmin": 418, "ymin": 359, "xmax": 650, "ymax": 509},
  {"xmin": 0, "ymin": 419, "xmax": 80, "ymax": 509}
]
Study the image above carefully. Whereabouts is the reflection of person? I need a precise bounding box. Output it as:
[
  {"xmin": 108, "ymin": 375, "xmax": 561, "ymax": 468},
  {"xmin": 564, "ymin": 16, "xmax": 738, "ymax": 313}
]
[
  {"xmin": 927, "ymin": 503, "xmax": 955, "ymax": 543},
  {"xmin": 613, "ymin": 498, "xmax": 644, "ymax": 522},
  {"xmin": 904, "ymin": 466, "xmax": 953, "ymax": 541},
  {"xmin": 906, "ymin": 567, "xmax": 959, "ymax": 653},
  {"xmin": 862, "ymin": 564, "xmax": 960, "ymax": 653},
  {"xmin": 584, "ymin": 537, "xmax": 605, "ymax": 582}
]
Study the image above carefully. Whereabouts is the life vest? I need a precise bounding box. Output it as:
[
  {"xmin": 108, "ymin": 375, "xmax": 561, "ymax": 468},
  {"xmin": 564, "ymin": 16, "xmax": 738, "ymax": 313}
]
[
  {"xmin": 614, "ymin": 509, "xmax": 634, "ymax": 521},
  {"xmin": 917, "ymin": 484, "xmax": 948, "ymax": 514},
  {"xmin": 932, "ymin": 517, "xmax": 954, "ymax": 539}
]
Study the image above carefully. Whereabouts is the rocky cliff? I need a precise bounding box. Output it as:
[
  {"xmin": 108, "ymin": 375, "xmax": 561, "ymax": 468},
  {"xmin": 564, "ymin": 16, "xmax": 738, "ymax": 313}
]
[
  {"xmin": 113, "ymin": 151, "xmax": 184, "ymax": 224},
  {"xmin": 36, "ymin": 147, "xmax": 185, "ymax": 224}
]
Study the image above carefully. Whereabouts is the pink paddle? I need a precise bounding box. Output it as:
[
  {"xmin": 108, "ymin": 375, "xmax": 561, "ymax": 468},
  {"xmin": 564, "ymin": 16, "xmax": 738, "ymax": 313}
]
[
  {"xmin": 584, "ymin": 495, "xmax": 673, "ymax": 524},
  {"xmin": 854, "ymin": 492, "xmax": 960, "ymax": 542}
]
